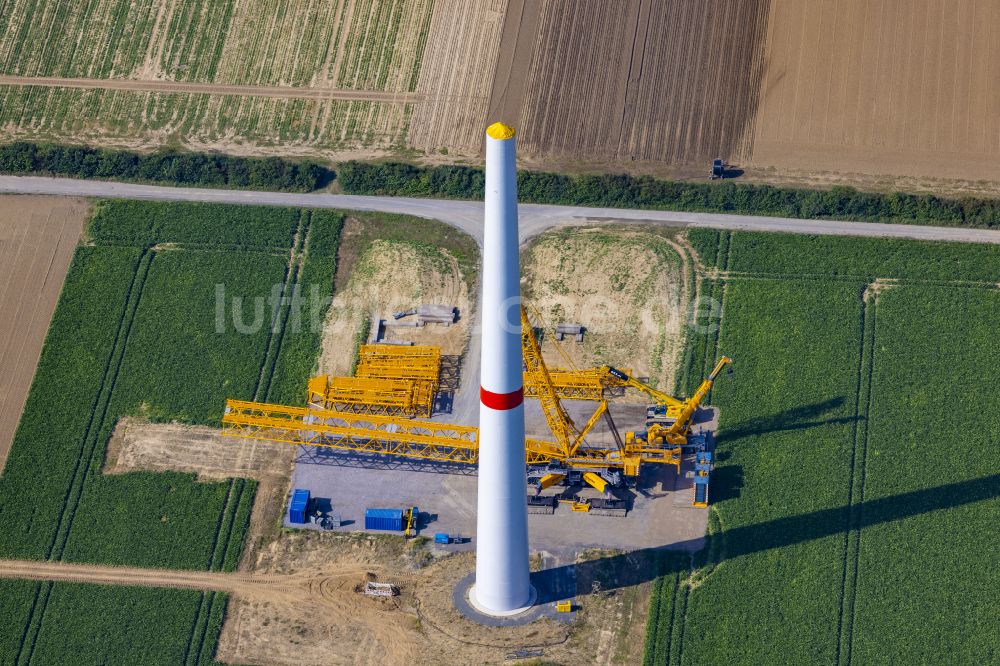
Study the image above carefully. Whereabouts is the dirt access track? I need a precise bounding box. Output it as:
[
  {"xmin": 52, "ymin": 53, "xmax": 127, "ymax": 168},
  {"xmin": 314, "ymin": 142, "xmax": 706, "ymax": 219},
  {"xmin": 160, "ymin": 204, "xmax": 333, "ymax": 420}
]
[{"xmin": 0, "ymin": 196, "xmax": 88, "ymax": 473}]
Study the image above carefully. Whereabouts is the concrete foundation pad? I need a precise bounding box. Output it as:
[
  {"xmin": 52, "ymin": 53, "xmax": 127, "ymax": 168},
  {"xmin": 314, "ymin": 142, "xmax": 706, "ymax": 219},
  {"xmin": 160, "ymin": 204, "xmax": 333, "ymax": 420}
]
[
  {"xmin": 453, "ymin": 573, "xmax": 566, "ymax": 626},
  {"xmin": 467, "ymin": 583, "xmax": 537, "ymax": 617}
]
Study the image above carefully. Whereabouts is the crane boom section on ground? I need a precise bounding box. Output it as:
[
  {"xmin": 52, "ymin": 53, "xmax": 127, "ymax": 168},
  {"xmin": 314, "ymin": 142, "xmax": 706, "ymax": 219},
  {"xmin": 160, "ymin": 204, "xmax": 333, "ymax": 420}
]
[{"xmin": 222, "ymin": 399, "xmax": 624, "ymax": 469}]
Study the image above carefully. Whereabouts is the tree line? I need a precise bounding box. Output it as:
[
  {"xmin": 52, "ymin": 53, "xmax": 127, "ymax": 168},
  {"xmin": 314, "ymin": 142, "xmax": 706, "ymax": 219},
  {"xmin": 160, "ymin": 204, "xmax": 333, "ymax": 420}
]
[
  {"xmin": 4, "ymin": 141, "xmax": 1000, "ymax": 229},
  {"xmin": 0, "ymin": 142, "xmax": 331, "ymax": 192},
  {"xmin": 337, "ymin": 161, "xmax": 1000, "ymax": 229}
]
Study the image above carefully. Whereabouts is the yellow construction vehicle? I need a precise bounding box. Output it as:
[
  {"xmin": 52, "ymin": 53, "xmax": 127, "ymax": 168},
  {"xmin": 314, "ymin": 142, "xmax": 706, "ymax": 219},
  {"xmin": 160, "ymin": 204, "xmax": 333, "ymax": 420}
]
[
  {"xmin": 220, "ymin": 308, "xmax": 732, "ymax": 507},
  {"xmin": 632, "ymin": 357, "xmax": 732, "ymax": 447}
]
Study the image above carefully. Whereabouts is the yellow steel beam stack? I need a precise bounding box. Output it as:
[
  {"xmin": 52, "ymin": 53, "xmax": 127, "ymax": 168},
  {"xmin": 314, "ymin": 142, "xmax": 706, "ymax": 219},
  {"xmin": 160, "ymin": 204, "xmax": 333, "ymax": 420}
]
[
  {"xmin": 355, "ymin": 344, "xmax": 441, "ymax": 387},
  {"xmin": 307, "ymin": 375, "xmax": 435, "ymax": 418}
]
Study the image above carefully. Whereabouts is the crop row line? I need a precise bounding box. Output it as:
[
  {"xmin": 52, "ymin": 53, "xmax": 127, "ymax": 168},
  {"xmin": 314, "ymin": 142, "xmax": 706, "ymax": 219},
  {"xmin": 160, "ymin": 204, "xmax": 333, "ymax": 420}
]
[
  {"xmin": 835, "ymin": 288, "xmax": 878, "ymax": 666},
  {"xmin": 253, "ymin": 210, "xmax": 310, "ymax": 402},
  {"xmin": 178, "ymin": 211, "xmax": 310, "ymax": 662},
  {"xmin": 182, "ymin": 590, "xmax": 222, "ymax": 666},
  {"xmin": 13, "ymin": 249, "xmax": 153, "ymax": 666},
  {"xmin": 48, "ymin": 250, "xmax": 154, "ymax": 561},
  {"xmin": 13, "ymin": 579, "xmax": 49, "ymax": 666},
  {"xmin": 718, "ymin": 271, "xmax": 1000, "ymax": 290}
]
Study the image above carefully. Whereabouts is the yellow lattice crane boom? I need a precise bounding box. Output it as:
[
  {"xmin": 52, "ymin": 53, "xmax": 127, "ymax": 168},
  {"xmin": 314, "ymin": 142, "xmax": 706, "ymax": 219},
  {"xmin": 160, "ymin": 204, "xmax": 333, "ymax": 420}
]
[
  {"xmin": 650, "ymin": 356, "xmax": 732, "ymax": 444},
  {"xmin": 520, "ymin": 306, "xmax": 609, "ymax": 458},
  {"xmin": 222, "ymin": 399, "xmax": 622, "ymax": 470}
]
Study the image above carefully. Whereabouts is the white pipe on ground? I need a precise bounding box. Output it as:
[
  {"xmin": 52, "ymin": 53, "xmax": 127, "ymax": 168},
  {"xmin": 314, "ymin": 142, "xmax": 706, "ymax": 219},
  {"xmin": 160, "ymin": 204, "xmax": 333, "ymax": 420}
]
[{"xmin": 471, "ymin": 122, "xmax": 534, "ymax": 615}]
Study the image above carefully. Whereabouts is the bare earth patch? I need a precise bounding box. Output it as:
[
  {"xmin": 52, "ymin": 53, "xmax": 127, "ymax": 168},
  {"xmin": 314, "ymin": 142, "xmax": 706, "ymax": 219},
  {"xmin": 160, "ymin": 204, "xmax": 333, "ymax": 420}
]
[
  {"xmin": 523, "ymin": 226, "xmax": 687, "ymax": 392},
  {"xmin": 318, "ymin": 239, "xmax": 472, "ymax": 376},
  {"xmin": 751, "ymin": 0, "xmax": 1000, "ymax": 183},
  {"xmin": 215, "ymin": 531, "xmax": 659, "ymax": 666}
]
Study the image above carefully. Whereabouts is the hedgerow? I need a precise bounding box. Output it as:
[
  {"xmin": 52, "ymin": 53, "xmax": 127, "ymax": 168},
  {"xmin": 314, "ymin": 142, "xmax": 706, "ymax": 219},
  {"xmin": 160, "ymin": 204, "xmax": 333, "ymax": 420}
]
[
  {"xmin": 0, "ymin": 142, "xmax": 329, "ymax": 192},
  {"xmin": 338, "ymin": 160, "xmax": 1000, "ymax": 229}
]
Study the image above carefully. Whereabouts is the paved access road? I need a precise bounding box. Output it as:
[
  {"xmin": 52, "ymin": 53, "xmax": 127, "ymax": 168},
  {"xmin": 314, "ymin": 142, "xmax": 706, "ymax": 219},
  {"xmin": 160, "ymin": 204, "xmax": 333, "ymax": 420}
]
[{"xmin": 3, "ymin": 175, "xmax": 1000, "ymax": 246}]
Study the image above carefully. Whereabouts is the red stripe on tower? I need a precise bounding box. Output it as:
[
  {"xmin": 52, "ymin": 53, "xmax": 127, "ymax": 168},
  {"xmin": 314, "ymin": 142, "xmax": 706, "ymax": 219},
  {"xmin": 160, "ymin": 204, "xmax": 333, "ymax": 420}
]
[{"xmin": 480, "ymin": 386, "xmax": 524, "ymax": 410}]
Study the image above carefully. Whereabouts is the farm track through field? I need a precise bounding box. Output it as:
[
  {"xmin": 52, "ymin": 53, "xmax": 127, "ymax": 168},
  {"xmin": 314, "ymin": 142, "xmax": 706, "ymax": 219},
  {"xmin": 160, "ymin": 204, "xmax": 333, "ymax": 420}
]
[
  {"xmin": 836, "ymin": 288, "xmax": 878, "ymax": 666},
  {"xmin": 0, "ymin": 558, "xmax": 370, "ymax": 604},
  {"xmin": 0, "ymin": 75, "xmax": 425, "ymax": 103},
  {"xmin": 10, "ymin": 223, "xmax": 307, "ymax": 663}
]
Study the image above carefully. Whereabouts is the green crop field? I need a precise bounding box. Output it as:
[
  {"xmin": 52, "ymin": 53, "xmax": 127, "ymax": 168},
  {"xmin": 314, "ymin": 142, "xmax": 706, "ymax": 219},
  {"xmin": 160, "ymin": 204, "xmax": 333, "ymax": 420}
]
[
  {"xmin": 0, "ymin": 201, "xmax": 342, "ymax": 665},
  {"xmin": 645, "ymin": 230, "xmax": 1000, "ymax": 665}
]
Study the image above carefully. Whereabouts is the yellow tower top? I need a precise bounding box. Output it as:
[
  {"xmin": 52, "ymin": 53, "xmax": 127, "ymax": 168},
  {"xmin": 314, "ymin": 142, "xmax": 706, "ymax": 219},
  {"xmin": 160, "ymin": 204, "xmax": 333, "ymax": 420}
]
[{"xmin": 486, "ymin": 122, "xmax": 516, "ymax": 140}]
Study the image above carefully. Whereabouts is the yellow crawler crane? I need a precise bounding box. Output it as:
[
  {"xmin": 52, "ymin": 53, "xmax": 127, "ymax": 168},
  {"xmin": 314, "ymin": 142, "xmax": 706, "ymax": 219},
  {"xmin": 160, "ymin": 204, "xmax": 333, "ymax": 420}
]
[
  {"xmin": 307, "ymin": 375, "xmax": 435, "ymax": 418},
  {"xmin": 623, "ymin": 356, "xmax": 733, "ymax": 473},
  {"xmin": 220, "ymin": 310, "xmax": 732, "ymax": 497}
]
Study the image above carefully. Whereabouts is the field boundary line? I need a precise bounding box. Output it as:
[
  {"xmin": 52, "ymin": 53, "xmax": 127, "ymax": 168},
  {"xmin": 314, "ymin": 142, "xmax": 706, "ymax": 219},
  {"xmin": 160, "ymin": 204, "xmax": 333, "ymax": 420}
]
[
  {"xmin": 12, "ymin": 580, "xmax": 48, "ymax": 666},
  {"xmin": 181, "ymin": 591, "xmax": 209, "ymax": 666},
  {"xmin": 251, "ymin": 212, "xmax": 309, "ymax": 402}
]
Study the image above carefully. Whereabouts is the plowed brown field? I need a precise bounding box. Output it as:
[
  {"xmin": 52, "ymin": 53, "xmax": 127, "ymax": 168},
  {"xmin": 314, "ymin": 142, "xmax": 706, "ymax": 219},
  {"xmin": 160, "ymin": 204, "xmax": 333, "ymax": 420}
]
[
  {"xmin": 0, "ymin": 196, "xmax": 87, "ymax": 473},
  {"xmin": 512, "ymin": 0, "xmax": 770, "ymax": 166},
  {"xmin": 749, "ymin": 0, "xmax": 1000, "ymax": 183}
]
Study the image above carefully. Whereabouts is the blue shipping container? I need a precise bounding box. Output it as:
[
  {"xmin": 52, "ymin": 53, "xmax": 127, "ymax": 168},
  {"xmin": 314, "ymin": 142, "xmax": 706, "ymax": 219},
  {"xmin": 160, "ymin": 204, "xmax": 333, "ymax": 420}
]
[
  {"xmin": 434, "ymin": 533, "xmax": 450, "ymax": 544},
  {"xmin": 288, "ymin": 489, "xmax": 310, "ymax": 524},
  {"xmin": 365, "ymin": 508, "xmax": 404, "ymax": 531}
]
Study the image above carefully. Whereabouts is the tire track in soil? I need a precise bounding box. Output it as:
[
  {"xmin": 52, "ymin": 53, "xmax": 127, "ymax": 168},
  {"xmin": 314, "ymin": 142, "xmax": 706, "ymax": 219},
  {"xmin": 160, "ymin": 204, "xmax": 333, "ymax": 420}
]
[
  {"xmin": 185, "ymin": 211, "xmax": 310, "ymax": 663},
  {"xmin": 835, "ymin": 284, "xmax": 878, "ymax": 666}
]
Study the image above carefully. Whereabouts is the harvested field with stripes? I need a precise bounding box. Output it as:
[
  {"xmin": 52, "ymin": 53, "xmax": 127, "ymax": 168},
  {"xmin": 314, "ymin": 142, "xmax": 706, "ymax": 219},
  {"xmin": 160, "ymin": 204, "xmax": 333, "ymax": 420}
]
[
  {"xmin": 4, "ymin": 0, "xmax": 1000, "ymax": 188},
  {"xmin": 0, "ymin": 0, "xmax": 434, "ymax": 153}
]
